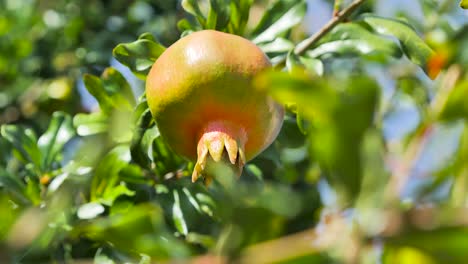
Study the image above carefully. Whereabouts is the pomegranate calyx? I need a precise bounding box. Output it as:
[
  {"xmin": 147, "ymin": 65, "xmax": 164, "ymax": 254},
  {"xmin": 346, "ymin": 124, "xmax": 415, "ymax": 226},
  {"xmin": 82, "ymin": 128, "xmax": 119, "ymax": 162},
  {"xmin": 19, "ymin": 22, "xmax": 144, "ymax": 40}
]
[{"xmin": 191, "ymin": 121, "xmax": 247, "ymax": 184}]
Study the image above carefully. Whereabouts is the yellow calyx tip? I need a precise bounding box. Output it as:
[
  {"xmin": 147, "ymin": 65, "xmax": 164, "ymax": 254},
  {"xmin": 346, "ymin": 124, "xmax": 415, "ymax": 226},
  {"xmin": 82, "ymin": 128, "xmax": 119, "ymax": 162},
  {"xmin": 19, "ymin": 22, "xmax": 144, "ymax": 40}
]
[{"xmin": 191, "ymin": 131, "xmax": 246, "ymax": 185}]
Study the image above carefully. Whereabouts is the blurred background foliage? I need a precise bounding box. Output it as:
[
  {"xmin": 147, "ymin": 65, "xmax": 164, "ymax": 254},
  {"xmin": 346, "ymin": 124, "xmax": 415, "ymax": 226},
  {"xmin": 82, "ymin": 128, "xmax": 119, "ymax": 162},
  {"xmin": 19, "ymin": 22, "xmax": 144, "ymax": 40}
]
[{"xmin": 0, "ymin": 0, "xmax": 467, "ymax": 263}]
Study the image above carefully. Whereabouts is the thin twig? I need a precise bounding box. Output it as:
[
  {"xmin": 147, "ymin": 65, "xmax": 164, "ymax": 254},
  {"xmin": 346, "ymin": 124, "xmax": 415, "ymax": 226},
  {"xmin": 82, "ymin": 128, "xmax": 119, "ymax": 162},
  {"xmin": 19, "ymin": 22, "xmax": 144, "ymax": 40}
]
[
  {"xmin": 276, "ymin": 0, "xmax": 366, "ymax": 68},
  {"xmin": 333, "ymin": 0, "xmax": 343, "ymax": 17}
]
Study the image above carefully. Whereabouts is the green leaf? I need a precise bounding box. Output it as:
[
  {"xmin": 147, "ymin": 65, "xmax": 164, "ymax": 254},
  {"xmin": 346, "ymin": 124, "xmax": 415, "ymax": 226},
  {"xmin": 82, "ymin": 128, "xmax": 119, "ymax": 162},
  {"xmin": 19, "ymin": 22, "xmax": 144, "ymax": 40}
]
[
  {"xmin": 252, "ymin": 1, "xmax": 306, "ymax": 44},
  {"xmin": 286, "ymin": 52, "xmax": 324, "ymax": 76},
  {"xmin": 73, "ymin": 112, "xmax": 108, "ymax": 136},
  {"xmin": 91, "ymin": 145, "xmax": 131, "ymax": 205},
  {"xmin": 172, "ymin": 190, "xmax": 188, "ymax": 235},
  {"xmin": 83, "ymin": 68, "xmax": 134, "ymax": 114},
  {"xmin": 77, "ymin": 202, "xmax": 105, "ymax": 220},
  {"xmin": 251, "ymin": 0, "xmax": 300, "ymax": 36},
  {"xmin": 0, "ymin": 168, "xmax": 29, "ymax": 205},
  {"xmin": 386, "ymin": 227, "xmax": 468, "ymax": 262},
  {"xmin": 119, "ymin": 164, "xmax": 147, "ymax": 184},
  {"xmin": 77, "ymin": 204, "xmax": 188, "ymax": 258},
  {"xmin": 306, "ymin": 23, "xmax": 402, "ymax": 59},
  {"xmin": 360, "ymin": 14, "xmax": 435, "ymax": 74},
  {"xmin": 112, "ymin": 33, "xmax": 166, "ymax": 78},
  {"xmin": 276, "ymin": 115, "xmax": 307, "ymax": 148},
  {"xmin": 439, "ymin": 81, "xmax": 468, "ymax": 121},
  {"xmin": 258, "ymin": 38, "xmax": 294, "ymax": 54},
  {"xmin": 38, "ymin": 112, "xmax": 75, "ymax": 170},
  {"xmin": 83, "ymin": 74, "xmax": 114, "ymax": 114},
  {"xmin": 1, "ymin": 125, "xmax": 42, "ymax": 170},
  {"xmin": 101, "ymin": 67, "xmax": 135, "ymax": 107},
  {"xmin": 255, "ymin": 72, "xmax": 379, "ymax": 202},
  {"xmin": 177, "ymin": 18, "xmax": 199, "ymax": 32},
  {"xmin": 130, "ymin": 104, "xmax": 175, "ymax": 171},
  {"xmin": 461, "ymin": 0, "xmax": 468, "ymax": 9},
  {"xmin": 227, "ymin": 0, "xmax": 252, "ymax": 35},
  {"xmin": 181, "ymin": 0, "xmax": 206, "ymax": 27},
  {"xmin": 206, "ymin": 0, "xmax": 230, "ymax": 30},
  {"xmin": 186, "ymin": 232, "xmax": 216, "ymax": 248},
  {"xmin": 99, "ymin": 182, "xmax": 135, "ymax": 206}
]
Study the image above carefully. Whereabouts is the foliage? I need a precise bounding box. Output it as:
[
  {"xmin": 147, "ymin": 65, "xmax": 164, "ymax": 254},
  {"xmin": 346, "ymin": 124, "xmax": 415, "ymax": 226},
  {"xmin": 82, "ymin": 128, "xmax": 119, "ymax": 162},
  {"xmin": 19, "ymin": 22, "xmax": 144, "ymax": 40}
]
[{"xmin": 1, "ymin": 0, "xmax": 468, "ymax": 263}]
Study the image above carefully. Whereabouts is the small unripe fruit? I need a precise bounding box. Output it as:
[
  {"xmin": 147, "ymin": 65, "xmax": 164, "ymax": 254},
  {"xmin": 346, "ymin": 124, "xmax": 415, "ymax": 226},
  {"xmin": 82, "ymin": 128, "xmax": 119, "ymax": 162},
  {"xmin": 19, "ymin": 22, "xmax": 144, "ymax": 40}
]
[{"xmin": 146, "ymin": 30, "xmax": 283, "ymax": 183}]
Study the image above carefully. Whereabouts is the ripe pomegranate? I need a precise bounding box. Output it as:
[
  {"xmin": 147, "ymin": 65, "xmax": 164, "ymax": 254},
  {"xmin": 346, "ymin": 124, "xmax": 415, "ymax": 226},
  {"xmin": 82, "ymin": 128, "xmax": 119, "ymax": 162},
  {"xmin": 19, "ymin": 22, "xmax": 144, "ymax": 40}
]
[{"xmin": 146, "ymin": 30, "xmax": 284, "ymax": 183}]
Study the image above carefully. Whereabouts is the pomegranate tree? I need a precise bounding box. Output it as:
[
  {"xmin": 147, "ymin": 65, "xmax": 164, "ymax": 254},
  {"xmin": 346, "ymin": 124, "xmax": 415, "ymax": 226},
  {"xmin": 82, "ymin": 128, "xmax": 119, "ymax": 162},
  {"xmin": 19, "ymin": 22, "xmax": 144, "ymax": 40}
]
[{"xmin": 146, "ymin": 30, "xmax": 284, "ymax": 183}]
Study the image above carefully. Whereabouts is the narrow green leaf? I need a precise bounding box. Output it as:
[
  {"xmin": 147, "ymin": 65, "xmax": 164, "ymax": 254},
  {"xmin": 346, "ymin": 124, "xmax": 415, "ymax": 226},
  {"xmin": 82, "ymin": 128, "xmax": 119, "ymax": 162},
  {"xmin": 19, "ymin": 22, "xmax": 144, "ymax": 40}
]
[
  {"xmin": 181, "ymin": 0, "xmax": 206, "ymax": 27},
  {"xmin": 100, "ymin": 182, "xmax": 135, "ymax": 206},
  {"xmin": 251, "ymin": 0, "xmax": 299, "ymax": 36},
  {"xmin": 1, "ymin": 125, "xmax": 42, "ymax": 170},
  {"xmin": 177, "ymin": 18, "xmax": 199, "ymax": 32},
  {"xmin": 258, "ymin": 38, "xmax": 294, "ymax": 54},
  {"xmin": 73, "ymin": 112, "xmax": 108, "ymax": 136},
  {"xmin": 91, "ymin": 146, "xmax": 130, "ymax": 202},
  {"xmin": 83, "ymin": 74, "xmax": 114, "ymax": 114},
  {"xmin": 172, "ymin": 190, "xmax": 188, "ymax": 235},
  {"xmin": 206, "ymin": 0, "xmax": 230, "ymax": 30},
  {"xmin": 307, "ymin": 39, "xmax": 399, "ymax": 58},
  {"xmin": 307, "ymin": 23, "xmax": 402, "ymax": 59},
  {"xmin": 0, "ymin": 168, "xmax": 29, "ymax": 205},
  {"xmin": 252, "ymin": 1, "xmax": 306, "ymax": 44},
  {"xmin": 360, "ymin": 14, "xmax": 435, "ymax": 73},
  {"xmin": 228, "ymin": 0, "xmax": 252, "ymax": 35},
  {"xmin": 38, "ymin": 112, "xmax": 75, "ymax": 170}
]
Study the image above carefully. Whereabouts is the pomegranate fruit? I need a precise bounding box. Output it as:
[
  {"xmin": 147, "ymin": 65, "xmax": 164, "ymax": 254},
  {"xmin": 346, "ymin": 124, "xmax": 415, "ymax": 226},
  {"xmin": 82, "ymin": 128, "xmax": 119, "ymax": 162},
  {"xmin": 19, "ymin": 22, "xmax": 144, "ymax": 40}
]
[{"xmin": 146, "ymin": 30, "xmax": 284, "ymax": 183}]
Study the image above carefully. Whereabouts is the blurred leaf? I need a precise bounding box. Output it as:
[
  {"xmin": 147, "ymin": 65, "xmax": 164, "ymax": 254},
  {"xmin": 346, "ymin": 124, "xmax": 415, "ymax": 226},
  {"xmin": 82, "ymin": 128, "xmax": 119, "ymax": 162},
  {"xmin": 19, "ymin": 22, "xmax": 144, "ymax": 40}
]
[
  {"xmin": 0, "ymin": 168, "xmax": 29, "ymax": 205},
  {"xmin": 100, "ymin": 182, "xmax": 135, "ymax": 206},
  {"xmin": 172, "ymin": 190, "xmax": 188, "ymax": 235},
  {"xmin": 77, "ymin": 203, "xmax": 189, "ymax": 258},
  {"xmin": 181, "ymin": 0, "xmax": 207, "ymax": 27},
  {"xmin": 251, "ymin": 0, "xmax": 300, "ymax": 36},
  {"xmin": 177, "ymin": 18, "xmax": 199, "ymax": 32},
  {"xmin": 37, "ymin": 112, "xmax": 75, "ymax": 170},
  {"xmin": 186, "ymin": 232, "xmax": 216, "ymax": 248},
  {"xmin": 252, "ymin": 1, "xmax": 306, "ymax": 44},
  {"xmin": 77, "ymin": 202, "xmax": 105, "ymax": 220},
  {"xmin": 73, "ymin": 112, "xmax": 108, "ymax": 136},
  {"xmin": 286, "ymin": 52, "xmax": 324, "ymax": 77},
  {"xmin": 439, "ymin": 81, "xmax": 468, "ymax": 121},
  {"xmin": 113, "ymin": 33, "xmax": 166, "ymax": 78},
  {"xmin": 1, "ymin": 125, "xmax": 42, "ymax": 170},
  {"xmin": 305, "ymin": 23, "xmax": 402, "ymax": 59},
  {"xmin": 94, "ymin": 250, "xmax": 116, "ymax": 264},
  {"xmin": 385, "ymin": 227, "xmax": 468, "ymax": 262},
  {"xmin": 277, "ymin": 115, "xmax": 307, "ymax": 148},
  {"xmin": 259, "ymin": 38, "xmax": 294, "ymax": 54},
  {"xmin": 91, "ymin": 146, "xmax": 133, "ymax": 206},
  {"xmin": 119, "ymin": 163, "xmax": 147, "ymax": 184},
  {"xmin": 255, "ymin": 71, "xmax": 379, "ymax": 201},
  {"xmin": 461, "ymin": 0, "xmax": 468, "ymax": 9},
  {"xmin": 206, "ymin": 0, "xmax": 231, "ymax": 30},
  {"xmin": 360, "ymin": 14, "xmax": 435, "ymax": 74},
  {"xmin": 228, "ymin": 0, "xmax": 253, "ymax": 35}
]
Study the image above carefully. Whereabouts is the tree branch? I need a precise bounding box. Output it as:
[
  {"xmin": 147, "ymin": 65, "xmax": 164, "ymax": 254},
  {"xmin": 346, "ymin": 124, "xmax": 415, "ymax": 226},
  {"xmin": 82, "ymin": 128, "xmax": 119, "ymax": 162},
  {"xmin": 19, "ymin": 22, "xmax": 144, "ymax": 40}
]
[{"xmin": 276, "ymin": 0, "xmax": 367, "ymax": 67}]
